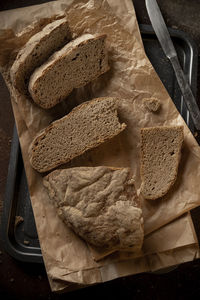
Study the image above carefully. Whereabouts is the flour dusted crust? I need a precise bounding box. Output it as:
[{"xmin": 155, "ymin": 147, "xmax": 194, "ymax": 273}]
[
  {"xmin": 43, "ymin": 166, "xmax": 144, "ymax": 252},
  {"xmin": 10, "ymin": 18, "xmax": 71, "ymax": 95}
]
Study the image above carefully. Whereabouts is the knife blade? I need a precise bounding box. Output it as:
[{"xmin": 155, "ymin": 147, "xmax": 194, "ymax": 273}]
[{"xmin": 145, "ymin": 0, "xmax": 200, "ymax": 130}]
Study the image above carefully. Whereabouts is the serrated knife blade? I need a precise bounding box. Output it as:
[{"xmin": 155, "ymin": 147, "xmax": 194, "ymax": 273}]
[{"xmin": 145, "ymin": 0, "xmax": 200, "ymax": 130}]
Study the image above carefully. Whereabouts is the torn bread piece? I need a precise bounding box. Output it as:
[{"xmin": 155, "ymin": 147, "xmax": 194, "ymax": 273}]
[
  {"xmin": 143, "ymin": 98, "xmax": 161, "ymax": 112},
  {"xmin": 140, "ymin": 126, "xmax": 184, "ymax": 200},
  {"xmin": 43, "ymin": 166, "xmax": 144, "ymax": 254},
  {"xmin": 28, "ymin": 33, "xmax": 109, "ymax": 108},
  {"xmin": 29, "ymin": 97, "xmax": 126, "ymax": 173},
  {"xmin": 10, "ymin": 18, "xmax": 71, "ymax": 95}
]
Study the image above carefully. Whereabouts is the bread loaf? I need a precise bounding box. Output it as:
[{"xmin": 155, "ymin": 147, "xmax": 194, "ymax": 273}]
[
  {"xmin": 28, "ymin": 34, "xmax": 109, "ymax": 109},
  {"xmin": 10, "ymin": 18, "xmax": 71, "ymax": 95},
  {"xmin": 140, "ymin": 126, "xmax": 184, "ymax": 200},
  {"xmin": 29, "ymin": 97, "xmax": 126, "ymax": 173},
  {"xmin": 43, "ymin": 166, "xmax": 144, "ymax": 252}
]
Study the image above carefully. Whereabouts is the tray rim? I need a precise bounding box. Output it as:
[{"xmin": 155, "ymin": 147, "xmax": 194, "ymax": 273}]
[
  {"xmin": 1, "ymin": 125, "xmax": 44, "ymax": 263},
  {"xmin": 140, "ymin": 23, "xmax": 198, "ymax": 97},
  {"xmin": 1, "ymin": 24, "xmax": 198, "ymax": 264}
]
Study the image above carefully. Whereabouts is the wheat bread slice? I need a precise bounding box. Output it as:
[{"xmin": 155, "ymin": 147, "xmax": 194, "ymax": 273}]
[
  {"xmin": 140, "ymin": 126, "xmax": 184, "ymax": 200},
  {"xmin": 10, "ymin": 18, "xmax": 71, "ymax": 95},
  {"xmin": 43, "ymin": 166, "xmax": 144, "ymax": 252},
  {"xmin": 29, "ymin": 97, "xmax": 126, "ymax": 173},
  {"xmin": 28, "ymin": 34, "xmax": 109, "ymax": 109}
]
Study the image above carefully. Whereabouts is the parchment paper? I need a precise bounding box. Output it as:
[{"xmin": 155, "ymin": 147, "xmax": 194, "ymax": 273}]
[{"xmin": 0, "ymin": 0, "xmax": 199, "ymax": 292}]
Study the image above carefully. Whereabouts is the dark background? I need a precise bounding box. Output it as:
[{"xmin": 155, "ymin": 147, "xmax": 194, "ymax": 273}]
[{"xmin": 1, "ymin": 1, "xmax": 200, "ymax": 299}]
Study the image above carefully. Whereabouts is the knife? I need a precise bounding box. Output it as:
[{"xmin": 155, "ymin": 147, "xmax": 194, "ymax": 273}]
[{"xmin": 145, "ymin": 0, "xmax": 200, "ymax": 130}]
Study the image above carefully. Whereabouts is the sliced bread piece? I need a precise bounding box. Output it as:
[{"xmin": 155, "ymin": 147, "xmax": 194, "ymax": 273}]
[
  {"xmin": 43, "ymin": 166, "xmax": 144, "ymax": 252},
  {"xmin": 140, "ymin": 126, "xmax": 184, "ymax": 200},
  {"xmin": 29, "ymin": 97, "xmax": 126, "ymax": 173},
  {"xmin": 28, "ymin": 34, "xmax": 109, "ymax": 109},
  {"xmin": 10, "ymin": 18, "xmax": 71, "ymax": 94}
]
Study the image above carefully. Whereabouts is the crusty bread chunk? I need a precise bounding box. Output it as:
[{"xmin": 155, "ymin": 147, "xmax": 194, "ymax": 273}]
[
  {"xmin": 43, "ymin": 166, "xmax": 144, "ymax": 252},
  {"xmin": 28, "ymin": 33, "xmax": 109, "ymax": 109},
  {"xmin": 140, "ymin": 126, "xmax": 184, "ymax": 200},
  {"xmin": 29, "ymin": 97, "xmax": 126, "ymax": 173},
  {"xmin": 10, "ymin": 18, "xmax": 71, "ymax": 95}
]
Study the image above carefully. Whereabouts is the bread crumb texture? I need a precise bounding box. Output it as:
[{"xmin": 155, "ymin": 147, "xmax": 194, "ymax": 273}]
[
  {"xmin": 140, "ymin": 126, "xmax": 184, "ymax": 200},
  {"xmin": 28, "ymin": 34, "xmax": 109, "ymax": 108},
  {"xmin": 10, "ymin": 18, "xmax": 71, "ymax": 95},
  {"xmin": 30, "ymin": 97, "xmax": 126, "ymax": 172},
  {"xmin": 43, "ymin": 166, "xmax": 144, "ymax": 251}
]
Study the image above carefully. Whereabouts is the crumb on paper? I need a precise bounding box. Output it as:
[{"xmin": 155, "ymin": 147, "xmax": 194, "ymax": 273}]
[
  {"xmin": 194, "ymin": 131, "xmax": 198, "ymax": 137},
  {"xmin": 143, "ymin": 97, "xmax": 161, "ymax": 112},
  {"xmin": 23, "ymin": 240, "xmax": 30, "ymax": 245},
  {"xmin": 15, "ymin": 216, "xmax": 24, "ymax": 227}
]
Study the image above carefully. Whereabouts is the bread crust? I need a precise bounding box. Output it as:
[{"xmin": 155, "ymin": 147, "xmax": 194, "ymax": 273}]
[
  {"xmin": 10, "ymin": 18, "xmax": 71, "ymax": 95},
  {"xmin": 140, "ymin": 126, "xmax": 184, "ymax": 200}
]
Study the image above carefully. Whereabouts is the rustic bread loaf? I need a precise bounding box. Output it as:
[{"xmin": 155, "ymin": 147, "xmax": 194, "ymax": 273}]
[
  {"xmin": 29, "ymin": 97, "xmax": 126, "ymax": 173},
  {"xmin": 43, "ymin": 166, "xmax": 144, "ymax": 252},
  {"xmin": 140, "ymin": 126, "xmax": 184, "ymax": 200},
  {"xmin": 28, "ymin": 33, "xmax": 109, "ymax": 109},
  {"xmin": 10, "ymin": 18, "xmax": 71, "ymax": 95}
]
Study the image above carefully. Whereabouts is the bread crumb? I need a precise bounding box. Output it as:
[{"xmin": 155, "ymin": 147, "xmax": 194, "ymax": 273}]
[
  {"xmin": 140, "ymin": 126, "xmax": 183, "ymax": 200},
  {"xmin": 194, "ymin": 131, "xmax": 198, "ymax": 137},
  {"xmin": 143, "ymin": 98, "xmax": 161, "ymax": 112},
  {"xmin": 15, "ymin": 216, "xmax": 24, "ymax": 227}
]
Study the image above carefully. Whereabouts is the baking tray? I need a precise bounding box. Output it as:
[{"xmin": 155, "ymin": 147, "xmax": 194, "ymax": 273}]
[{"xmin": 1, "ymin": 24, "xmax": 198, "ymax": 263}]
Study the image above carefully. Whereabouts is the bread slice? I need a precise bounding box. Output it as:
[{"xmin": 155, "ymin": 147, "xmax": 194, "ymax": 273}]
[
  {"xmin": 10, "ymin": 18, "xmax": 71, "ymax": 95},
  {"xmin": 28, "ymin": 34, "xmax": 109, "ymax": 109},
  {"xmin": 29, "ymin": 97, "xmax": 126, "ymax": 173},
  {"xmin": 140, "ymin": 126, "xmax": 184, "ymax": 200},
  {"xmin": 43, "ymin": 166, "xmax": 144, "ymax": 252}
]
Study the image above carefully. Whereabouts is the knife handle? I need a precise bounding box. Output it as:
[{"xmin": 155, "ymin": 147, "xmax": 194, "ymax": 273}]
[{"xmin": 170, "ymin": 55, "xmax": 200, "ymax": 130}]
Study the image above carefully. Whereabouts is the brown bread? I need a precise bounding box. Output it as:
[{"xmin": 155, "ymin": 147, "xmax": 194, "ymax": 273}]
[
  {"xmin": 143, "ymin": 97, "xmax": 161, "ymax": 112},
  {"xmin": 10, "ymin": 18, "xmax": 71, "ymax": 95},
  {"xmin": 28, "ymin": 34, "xmax": 109, "ymax": 108},
  {"xmin": 140, "ymin": 126, "xmax": 184, "ymax": 200},
  {"xmin": 43, "ymin": 166, "xmax": 144, "ymax": 252},
  {"xmin": 29, "ymin": 97, "xmax": 126, "ymax": 173}
]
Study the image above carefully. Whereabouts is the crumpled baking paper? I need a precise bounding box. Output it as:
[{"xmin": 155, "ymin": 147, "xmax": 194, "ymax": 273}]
[{"xmin": 0, "ymin": 0, "xmax": 199, "ymax": 292}]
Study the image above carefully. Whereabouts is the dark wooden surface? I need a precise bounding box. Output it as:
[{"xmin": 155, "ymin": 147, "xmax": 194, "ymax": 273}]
[{"xmin": 1, "ymin": 1, "xmax": 200, "ymax": 299}]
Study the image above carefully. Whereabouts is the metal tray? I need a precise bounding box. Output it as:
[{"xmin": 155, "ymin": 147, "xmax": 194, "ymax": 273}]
[{"xmin": 1, "ymin": 24, "xmax": 198, "ymax": 263}]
